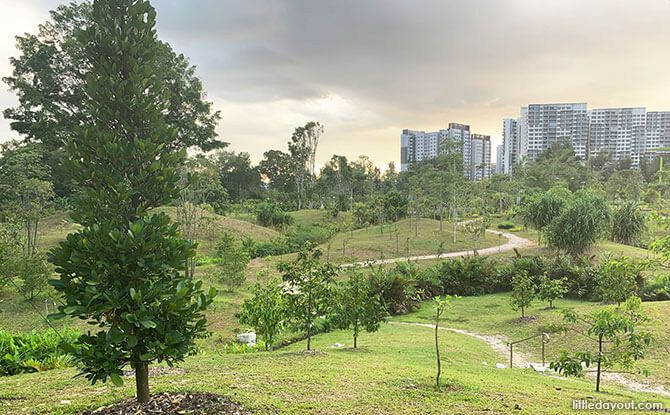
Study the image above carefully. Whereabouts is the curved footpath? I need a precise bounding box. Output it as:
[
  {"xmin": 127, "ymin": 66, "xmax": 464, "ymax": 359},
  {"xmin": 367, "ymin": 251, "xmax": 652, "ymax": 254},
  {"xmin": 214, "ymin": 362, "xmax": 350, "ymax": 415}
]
[{"xmin": 342, "ymin": 227, "xmax": 535, "ymax": 267}]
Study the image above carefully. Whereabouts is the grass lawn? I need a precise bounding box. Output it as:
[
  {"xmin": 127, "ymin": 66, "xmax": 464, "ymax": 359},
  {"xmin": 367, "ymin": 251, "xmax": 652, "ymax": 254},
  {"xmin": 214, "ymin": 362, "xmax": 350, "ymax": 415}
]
[
  {"xmin": 321, "ymin": 218, "xmax": 501, "ymax": 264},
  {"xmin": 0, "ymin": 323, "xmax": 667, "ymax": 414},
  {"xmin": 393, "ymin": 293, "xmax": 670, "ymax": 389}
]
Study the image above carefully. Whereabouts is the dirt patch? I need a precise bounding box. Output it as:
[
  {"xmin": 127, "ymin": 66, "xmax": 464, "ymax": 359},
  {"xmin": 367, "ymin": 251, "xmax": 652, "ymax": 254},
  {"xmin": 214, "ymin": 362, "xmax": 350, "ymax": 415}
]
[
  {"xmin": 515, "ymin": 316, "xmax": 538, "ymax": 323},
  {"xmin": 122, "ymin": 367, "xmax": 187, "ymax": 378},
  {"xmin": 337, "ymin": 347, "xmax": 370, "ymax": 352},
  {"xmin": 78, "ymin": 391, "xmax": 248, "ymax": 414}
]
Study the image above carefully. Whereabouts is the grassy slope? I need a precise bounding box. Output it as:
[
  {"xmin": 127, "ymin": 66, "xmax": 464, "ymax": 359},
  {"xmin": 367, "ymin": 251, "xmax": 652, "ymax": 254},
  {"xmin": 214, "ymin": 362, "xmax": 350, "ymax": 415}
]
[
  {"xmin": 36, "ymin": 207, "xmax": 280, "ymax": 257},
  {"xmin": 0, "ymin": 323, "xmax": 667, "ymax": 414},
  {"xmin": 393, "ymin": 293, "xmax": 670, "ymax": 389},
  {"xmin": 320, "ymin": 218, "xmax": 501, "ymax": 264}
]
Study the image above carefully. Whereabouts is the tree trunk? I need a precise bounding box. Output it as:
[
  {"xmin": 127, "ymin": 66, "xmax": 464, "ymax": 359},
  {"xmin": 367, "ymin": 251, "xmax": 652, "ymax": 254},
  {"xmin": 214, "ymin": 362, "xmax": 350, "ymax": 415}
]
[
  {"xmin": 307, "ymin": 326, "xmax": 312, "ymax": 351},
  {"xmin": 521, "ymin": 305, "xmax": 525, "ymax": 318},
  {"xmin": 439, "ymin": 188, "xmax": 444, "ymax": 232},
  {"xmin": 596, "ymin": 335, "xmax": 603, "ymax": 392},
  {"xmin": 135, "ymin": 360, "xmax": 150, "ymax": 403},
  {"xmin": 435, "ymin": 313, "xmax": 441, "ymax": 388},
  {"xmin": 353, "ymin": 334, "xmax": 357, "ymax": 349},
  {"xmin": 453, "ymin": 205, "xmax": 457, "ymax": 243}
]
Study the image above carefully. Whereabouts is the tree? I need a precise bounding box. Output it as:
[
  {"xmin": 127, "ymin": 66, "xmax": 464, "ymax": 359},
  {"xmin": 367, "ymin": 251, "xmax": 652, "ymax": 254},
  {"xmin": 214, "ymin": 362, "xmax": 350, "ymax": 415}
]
[
  {"xmin": 211, "ymin": 151, "xmax": 263, "ymax": 202},
  {"xmin": 213, "ymin": 233, "xmax": 250, "ymax": 292},
  {"xmin": 610, "ymin": 201, "xmax": 646, "ymax": 246},
  {"xmin": 463, "ymin": 217, "xmax": 488, "ymax": 256},
  {"xmin": 509, "ymin": 272, "xmax": 535, "ymax": 318},
  {"xmin": 550, "ymin": 297, "xmax": 653, "ymax": 392},
  {"xmin": 334, "ymin": 269, "xmax": 387, "ymax": 348},
  {"xmin": 258, "ymin": 149, "xmax": 295, "ymax": 195},
  {"xmin": 537, "ymin": 274, "xmax": 567, "ymax": 309},
  {"xmin": 595, "ymin": 255, "xmax": 645, "ymax": 305},
  {"xmin": 288, "ymin": 123, "xmax": 322, "ymax": 210},
  {"xmin": 2, "ymin": 1, "xmax": 223, "ymax": 155},
  {"xmin": 278, "ymin": 243, "xmax": 336, "ymax": 350},
  {"xmin": 15, "ymin": 178, "xmax": 54, "ymax": 257},
  {"xmin": 16, "ymin": 254, "xmax": 51, "ymax": 300},
  {"xmin": 522, "ymin": 192, "xmax": 566, "ymax": 245},
  {"xmin": 47, "ymin": 0, "xmax": 215, "ymax": 403},
  {"xmin": 237, "ymin": 271, "xmax": 285, "ymax": 351},
  {"xmin": 432, "ymin": 295, "xmax": 456, "ymax": 389},
  {"xmin": 546, "ymin": 191, "xmax": 611, "ymax": 256}
]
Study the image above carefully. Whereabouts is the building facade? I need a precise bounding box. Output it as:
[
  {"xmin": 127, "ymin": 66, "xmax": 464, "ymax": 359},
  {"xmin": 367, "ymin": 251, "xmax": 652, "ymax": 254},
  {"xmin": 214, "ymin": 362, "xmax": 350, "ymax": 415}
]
[
  {"xmin": 588, "ymin": 107, "xmax": 646, "ymax": 166},
  {"xmin": 523, "ymin": 103, "xmax": 589, "ymax": 160},
  {"xmin": 502, "ymin": 118, "xmax": 520, "ymax": 174},
  {"xmin": 400, "ymin": 123, "xmax": 491, "ymax": 181}
]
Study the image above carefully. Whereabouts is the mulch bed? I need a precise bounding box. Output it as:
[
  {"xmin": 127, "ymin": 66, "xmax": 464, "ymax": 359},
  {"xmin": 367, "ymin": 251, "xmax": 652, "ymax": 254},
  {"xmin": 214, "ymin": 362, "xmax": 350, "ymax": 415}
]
[{"xmin": 80, "ymin": 392, "xmax": 248, "ymax": 415}]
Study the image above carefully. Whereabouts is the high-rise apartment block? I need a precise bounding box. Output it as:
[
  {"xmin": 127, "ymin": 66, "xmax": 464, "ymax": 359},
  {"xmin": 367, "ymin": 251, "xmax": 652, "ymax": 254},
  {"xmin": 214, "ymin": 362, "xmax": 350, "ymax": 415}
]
[
  {"xmin": 502, "ymin": 103, "xmax": 670, "ymax": 173},
  {"xmin": 588, "ymin": 107, "xmax": 646, "ymax": 165},
  {"xmin": 400, "ymin": 122, "xmax": 491, "ymax": 181}
]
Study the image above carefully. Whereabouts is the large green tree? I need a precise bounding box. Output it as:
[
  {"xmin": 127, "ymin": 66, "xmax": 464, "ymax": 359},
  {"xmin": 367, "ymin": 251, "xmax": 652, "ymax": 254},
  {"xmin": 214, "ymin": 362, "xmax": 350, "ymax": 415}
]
[
  {"xmin": 3, "ymin": 1, "xmax": 224, "ymax": 197},
  {"xmin": 48, "ymin": 0, "xmax": 215, "ymax": 403}
]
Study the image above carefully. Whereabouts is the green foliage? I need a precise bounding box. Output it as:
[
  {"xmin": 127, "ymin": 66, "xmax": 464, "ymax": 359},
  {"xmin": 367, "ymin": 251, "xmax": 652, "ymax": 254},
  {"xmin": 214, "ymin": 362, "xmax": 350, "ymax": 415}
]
[
  {"xmin": 594, "ymin": 255, "xmax": 646, "ymax": 305},
  {"xmin": 432, "ymin": 256, "xmax": 499, "ymax": 296},
  {"xmin": 509, "ymin": 272, "xmax": 535, "ymax": 318},
  {"xmin": 237, "ymin": 271, "xmax": 286, "ymax": 351},
  {"xmin": 610, "ymin": 201, "xmax": 646, "ymax": 246},
  {"xmin": 256, "ymin": 201, "xmax": 294, "ymax": 229},
  {"xmin": 641, "ymin": 274, "xmax": 670, "ymax": 301},
  {"xmin": 550, "ymin": 297, "xmax": 653, "ymax": 391},
  {"xmin": 333, "ymin": 269, "xmax": 387, "ymax": 348},
  {"xmin": 2, "ymin": 1, "xmax": 223, "ymax": 156},
  {"xmin": 278, "ymin": 243, "xmax": 337, "ymax": 350},
  {"xmin": 546, "ymin": 191, "xmax": 611, "ymax": 256},
  {"xmin": 47, "ymin": 0, "xmax": 216, "ymax": 402},
  {"xmin": 16, "ymin": 254, "xmax": 51, "ymax": 300},
  {"xmin": 496, "ymin": 221, "xmax": 515, "ymax": 230},
  {"xmin": 537, "ymin": 275, "xmax": 568, "ymax": 308},
  {"xmin": 0, "ymin": 328, "xmax": 79, "ymax": 377},
  {"xmin": 522, "ymin": 192, "xmax": 566, "ymax": 245},
  {"xmin": 212, "ymin": 233, "xmax": 250, "ymax": 292},
  {"xmin": 368, "ymin": 264, "xmax": 419, "ymax": 315},
  {"xmin": 49, "ymin": 215, "xmax": 216, "ymax": 383}
]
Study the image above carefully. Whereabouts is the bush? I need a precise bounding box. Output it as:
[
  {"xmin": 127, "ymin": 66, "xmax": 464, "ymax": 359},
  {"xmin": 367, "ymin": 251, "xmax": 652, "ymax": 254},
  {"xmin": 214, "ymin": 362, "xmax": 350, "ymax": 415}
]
[
  {"xmin": 368, "ymin": 264, "xmax": 418, "ymax": 315},
  {"xmin": 433, "ymin": 256, "xmax": 499, "ymax": 296},
  {"xmin": 256, "ymin": 201, "xmax": 293, "ymax": 229},
  {"xmin": 642, "ymin": 274, "xmax": 670, "ymax": 301},
  {"xmin": 497, "ymin": 221, "xmax": 515, "ymax": 230},
  {"xmin": 0, "ymin": 328, "xmax": 79, "ymax": 377}
]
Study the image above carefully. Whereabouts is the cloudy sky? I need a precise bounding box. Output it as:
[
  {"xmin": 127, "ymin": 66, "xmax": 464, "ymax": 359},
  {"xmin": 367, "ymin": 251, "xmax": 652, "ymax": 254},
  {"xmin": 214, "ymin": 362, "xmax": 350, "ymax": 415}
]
[{"xmin": 2, "ymin": 0, "xmax": 670, "ymax": 168}]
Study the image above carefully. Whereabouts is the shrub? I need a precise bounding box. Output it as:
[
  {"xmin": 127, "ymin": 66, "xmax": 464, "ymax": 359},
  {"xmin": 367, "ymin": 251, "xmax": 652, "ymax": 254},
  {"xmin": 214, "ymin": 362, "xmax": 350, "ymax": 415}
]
[
  {"xmin": 594, "ymin": 255, "xmax": 646, "ymax": 305},
  {"xmin": 641, "ymin": 274, "xmax": 670, "ymax": 301},
  {"xmin": 610, "ymin": 201, "xmax": 646, "ymax": 246},
  {"xmin": 256, "ymin": 201, "xmax": 293, "ymax": 229},
  {"xmin": 368, "ymin": 264, "xmax": 418, "ymax": 315},
  {"xmin": 433, "ymin": 257, "xmax": 498, "ymax": 296},
  {"xmin": 497, "ymin": 221, "xmax": 515, "ymax": 230},
  {"xmin": 0, "ymin": 328, "xmax": 79, "ymax": 377}
]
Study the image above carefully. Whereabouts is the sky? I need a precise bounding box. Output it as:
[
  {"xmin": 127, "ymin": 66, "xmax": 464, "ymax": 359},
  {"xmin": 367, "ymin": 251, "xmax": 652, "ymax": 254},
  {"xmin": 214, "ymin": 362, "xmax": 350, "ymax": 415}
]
[{"xmin": 2, "ymin": 0, "xmax": 670, "ymax": 169}]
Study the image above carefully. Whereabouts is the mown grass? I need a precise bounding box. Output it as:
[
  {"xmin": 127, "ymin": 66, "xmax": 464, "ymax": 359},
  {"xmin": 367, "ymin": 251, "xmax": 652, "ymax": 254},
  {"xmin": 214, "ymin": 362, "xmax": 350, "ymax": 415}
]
[
  {"xmin": 320, "ymin": 218, "xmax": 501, "ymax": 264},
  {"xmin": 0, "ymin": 323, "xmax": 667, "ymax": 414},
  {"xmin": 393, "ymin": 293, "xmax": 670, "ymax": 389}
]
